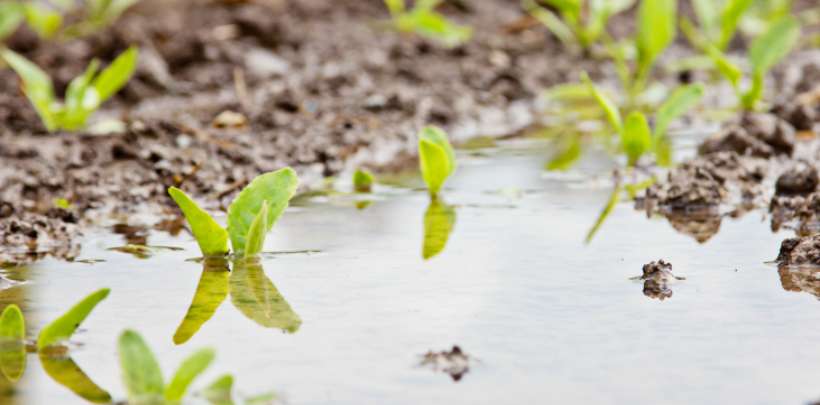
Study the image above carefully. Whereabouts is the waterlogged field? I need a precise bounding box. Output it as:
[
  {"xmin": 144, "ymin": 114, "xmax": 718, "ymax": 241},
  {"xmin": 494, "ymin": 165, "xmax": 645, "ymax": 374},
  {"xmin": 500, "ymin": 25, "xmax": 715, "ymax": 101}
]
[{"xmin": 3, "ymin": 138, "xmax": 820, "ymax": 405}]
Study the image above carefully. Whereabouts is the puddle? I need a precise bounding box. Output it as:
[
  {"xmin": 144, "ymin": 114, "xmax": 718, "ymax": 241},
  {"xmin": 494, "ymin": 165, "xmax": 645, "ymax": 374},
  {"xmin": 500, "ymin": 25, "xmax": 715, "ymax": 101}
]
[{"xmin": 1, "ymin": 138, "xmax": 819, "ymax": 404}]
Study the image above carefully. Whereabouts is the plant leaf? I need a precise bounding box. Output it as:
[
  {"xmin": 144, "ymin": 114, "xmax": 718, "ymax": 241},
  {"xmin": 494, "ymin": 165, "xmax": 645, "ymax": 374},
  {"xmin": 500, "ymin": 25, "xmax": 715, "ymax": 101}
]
[
  {"xmin": 581, "ymin": 72, "xmax": 622, "ymax": 134},
  {"xmin": 229, "ymin": 257, "xmax": 301, "ymax": 332},
  {"xmin": 40, "ymin": 353, "xmax": 112, "ymax": 403},
  {"xmin": 0, "ymin": 2, "xmax": 24, "ymax": 40},
  {"xmin": 118, "ymin": 330, "xmax": 164, "ymax": 402},
  {"xmin": 0, "ymin": 48, "xmax": 58, "ymax": 131},
  {"xmin": 546, "ymin": 134, "xmax": 583, "ymax": 171},
  {"xmin": 422, "ymin": 199, "xmax": 456, "ymax": 260},
  {"xmin": 0, "ymin": 305, "xmax": 26, "ymax": 382},
  {"xmin": 418, "ymin": 126, "xmax": 456, "ymax": 197},
  {"xmin": 523, "ymin": 0, "xmax": 575, "ymax": 47},
  {"xmin": 622, "ymin": 111, "xmax": 652, "ymax": 167},
  {"xmin": 748, "ymin": 16, "xmax": 800, "ymax": 77},
  {"xmin": 227, "ymin": 168, "xmax": 299, "ymax": 255},
  {"xmin": 636, "ymin": 0, "xmax": 676, "ymax": 74},
  {"xmin": 61, "ymin": 59, "xmax": 100, "ymax": 131},
  {"xmin": 243, "ymin": 201, "xmax": 269, "ymax": 258},
  {"xmin": 37, "ymin": 288, "xmax": 110, "ymax": 350},
  {"xmin": 173, "ymin": 258, "xmax": 230, "ymax": 345},
  {"xmin": 168, "ymin": 187, "xmax": 229, "ymax": 256},
  {"xmin": 92, "ymin": 46, "xmax": 138, "ymax": 103},
  {"xmin": 23, "ymin": 3, "xmax": 62, "ymax": 38},
  {"xmin": 201, "ymin": 374, "xmax": 235, "ymax": 405},
  {"xmin": 164, "ymin": 348, "xmax": 215, "ymax": 403},
  {"xmin": 717, "ymin": 0, "xmax": 753, "ymax": 50},
  {"xmin": 585, "ymin": 184, "xmax": 622, "ymax": 243},
  {"xmin": 353, "ymin": 169, "xmax": 374, "ymax": 193},
  {"xmin": 655, "ymin": 84, "xmax": 704, "ymax": 140}
]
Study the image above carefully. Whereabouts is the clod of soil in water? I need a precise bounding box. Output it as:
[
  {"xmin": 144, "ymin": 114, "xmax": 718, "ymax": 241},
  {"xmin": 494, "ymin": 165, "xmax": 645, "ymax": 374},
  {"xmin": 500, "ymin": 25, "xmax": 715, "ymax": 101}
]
[
  {"xmin": 698, "ymin": 113, "xmax": 796, "ymax": 158},
  {"xmin": 634, "ymin": 260, "xmax": 685, "ymax": 301},
  {"xmin": 776, "ymin": 235, "xmax": 820, "ymax": 266},
  {"xmin": 419, "ymin": 346, "xmax": 471, "ymax": 382}
]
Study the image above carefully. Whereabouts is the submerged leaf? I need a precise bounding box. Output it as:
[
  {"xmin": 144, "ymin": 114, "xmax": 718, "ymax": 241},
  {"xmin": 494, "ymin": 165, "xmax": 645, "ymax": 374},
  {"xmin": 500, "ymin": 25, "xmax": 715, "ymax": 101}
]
[
  {"xmin": 169, "ymin": 187, "xmax": 229, "ymax": 256},
  {"xmin": 422, "ymin": 200, "xmax": 456, "ymax": 260},
  {"xmin": 229, "ymin": 257, "xmax": 301, "ymax": 332},
  {"xmin": 622, "ymin": 111, "xmax": 652, "ymax": 167},
  {"xmin": 173, "ymin": 258, "xmax": 230, "ymax": 345},
  {"xmin": 164, "ymin": 348, "xmax": 215, "ymax": 403},
  {"xmin": 40, "ymin": 353, "xmax": 112, "ymax": 403},
  {"xmin": 118, "ymin": 330, "xmax": 164, "ymax": 403},
  {"xmin": 37, "ymin": 288, "xmax": 110, "ymax": 350},
  {"xmin": 0, "ymin": 305, "xmax": 26, "ymax": 382},
  {"xmin": 418, "ymin": 126, "xmax": 456, "ymax": 197},
  {"xmin": 227, "ymin": 168, "xmax": 299, "ymax": 255},
  {"xmin": 244, "ymin": 201, "xmax": 270, "ymax": 258}
]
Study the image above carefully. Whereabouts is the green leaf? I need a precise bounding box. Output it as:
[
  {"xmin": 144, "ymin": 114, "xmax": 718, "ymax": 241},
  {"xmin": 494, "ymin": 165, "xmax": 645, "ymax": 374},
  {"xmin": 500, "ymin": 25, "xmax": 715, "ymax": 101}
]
[
  {"xmin": 353, "ymin": 169, "xmax": 374, "ymax": 193},
  {"xmin": 717, "ymin": 0, "xmax": 753, "ymax": 50},
  {"xmin": 92, "ymin": 46, "xmax": 138, "ymax": 103},
  {"xmin": 229, "ymin": 257, "xmax": 301, "ymax": 332},
  {"xmin": 546, "ymin": 134, "xmax": 583, "ymax": 171},
  {"xmin": 654, "ymin": 84, "xmax": 704, "ymax": 140},
  {"xmin": 523, "ymin": 0, "xmax": 575, "ymax": 46},
  {"xmin": 243, "ymin": 201, "xmax": 269, "ymax": 258},
  {"xmin": 168, "ymin": 187, "xmax": 229, "ymax": 256},
  {"xmin": 422, "ymin": 199, "xmax": 456, "ymax": 260},
  {"xmin": 585, "ymin": 184, "xmax": 622, "ymax": 243},
  {"xmin": 227, "ymin": 168, "xmax": 299, "ymax": 255},
  {"xmin": 705, "ymin": 44, "xmax": 742, "ymax": 89},
  {"xmin": 692, "ymin": 0, "xmax": 719, "ymax": 40},
  {"xmin": 384, "ymin": 0, "xmax": 405, "ymax": 16},
  {"xmin": 23, "ymin": 3, "xmax": 62, "ymax": 38},
  {"xmin": 0, "ymin": 2, "xmax": 24, "ymax": 40},
  {"xmin": 581, "ymin": 72, "xmax": 622, "ymax": 134},
  {"xmin": 164, "ymin": 348, "xmax": 215, "ymax": 403},
  {"xmin": 40, "ymin": 353, "xmax": 112, "ymax": 403},
  {"xmin": 418, "ymin": 126, "xmax": 456, "ymax": 197},
  {"xmin": 61, "ymin": 59, "xmax": 100, "ymax": 131},
  {"xmin": 173, "ymin": 258, "xmax": 230, "ymax": 345},
  {"xmin": 748, "ymin": 16, "xmax": 800, "ymax": 77},
  {"xmin": 636, "ymin": 0, "xmax": 676, "ymax": 75},
  {"xmin": 201, "ymin": 374, "xmax": 235, "ymax": 405},
  {"xmin": 37, "ymin": 288, "xmax": 110, "ymax": 350},
  {"xmin": 622, "ymin": 111, "xmax": 652, "ymax": 167},
  {"xmin": 0, "ymin": 305, "xmax": 26, "ymax": 382},
  {"xmin": 0, "ymin": 48, "xmax": 58, "ymax": 131},
  {"xmin": 118, "ymin": 330, "xmax": 164, "ymax": 402}
]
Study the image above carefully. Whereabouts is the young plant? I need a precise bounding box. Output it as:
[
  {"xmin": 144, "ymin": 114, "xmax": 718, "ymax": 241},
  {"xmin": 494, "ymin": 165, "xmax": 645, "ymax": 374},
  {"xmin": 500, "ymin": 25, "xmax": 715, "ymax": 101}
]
[
  {"xmin": 687, "ymin": 0, "xmax": 754, "ymax": 52},
  {"xmin": 685, "ymin": 16, "xmax": 800, "ymax": 110},
  {"xmin": 522, "ymin": 0, "xmax": 634, "ymax": 52},
  {"xmin": 418, "ymin": 126, "xmax": 456, "ymax": 198},
  {"xmin": 353, "ymin": 168, "xmax": 375, "ymax": 193},
  {"xmin": 384, "ymin": 0, "xmax": 472, "ymax": 47},
  {"xmin": 583, "ymin": 73, "xmax": 704, "ymax": 167},
  {"xmin": 168, "ymin": 168, "xmax": 299, "ymax": 258},
  {"xmin": 0, "ymin": 0, "xmax": 138, "ymax": 41},
  {"xmin": 1, "ymin": 46, "xmax": 138, "ymax": 132}
]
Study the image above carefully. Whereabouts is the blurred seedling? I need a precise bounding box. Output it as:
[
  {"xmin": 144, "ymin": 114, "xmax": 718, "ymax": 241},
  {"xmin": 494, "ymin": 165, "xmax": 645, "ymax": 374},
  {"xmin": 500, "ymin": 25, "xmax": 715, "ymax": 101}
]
[
  {"xmin": 353, "ymin": 169, "xmax": 375, "ymax": 193},
  {"xmin": 0, "ymin": 0, "xmax": 139, "ymax": 41},
  {"xmin": 418, "ymin": 126, "xmax": 456, "ymax": 198},
  {"xmin": 522, "ymin": 0, "xmax": 634, "ymax": 53},
  {"xmin": 384, "ymin": 0, "xmax": 472, "ymax": 47}
]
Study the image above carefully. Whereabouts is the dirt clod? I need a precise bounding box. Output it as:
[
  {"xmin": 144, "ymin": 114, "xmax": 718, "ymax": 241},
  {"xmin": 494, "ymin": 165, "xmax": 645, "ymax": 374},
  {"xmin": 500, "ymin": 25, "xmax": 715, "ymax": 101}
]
[{"xmin": 419, "ymin": 346, "xmax": 471, "ymax": 382}]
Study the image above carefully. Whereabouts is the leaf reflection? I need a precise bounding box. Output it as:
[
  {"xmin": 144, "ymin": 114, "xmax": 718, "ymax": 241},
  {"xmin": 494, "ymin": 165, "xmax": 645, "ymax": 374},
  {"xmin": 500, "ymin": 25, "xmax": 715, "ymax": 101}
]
[
  {"xmin": 229, "ymin": 257, "xmax": 301, "ymax": 333},
  {"xmin": 422, "ymin": 199, "xmax": 457, "ymax": 260},
  {"xmin": 174, "ymin": 257, "xmax": 230, "ymax": 345},
  {"xmin": 39, "ymin": 353, "xmax": 112, "ymax": 403}
]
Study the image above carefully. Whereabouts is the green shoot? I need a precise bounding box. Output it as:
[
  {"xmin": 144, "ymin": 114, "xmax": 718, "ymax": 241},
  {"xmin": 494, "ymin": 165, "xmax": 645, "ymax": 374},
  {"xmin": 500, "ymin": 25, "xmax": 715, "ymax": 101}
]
[
  {"xmin": 385, "ymin": 0, "xmax": 472, "ymax": 47},
  {"xmin": 690, "ymin": 0, "xmax": 754, "ymax": 51},
  {"xmin": 523, "ymin": 0, "xmax": 634, "ymax": 51},
  {"xmin": 118, "ymin": 330, "xmax": 165, "ymax": 404},
  {"xmin": 418, "ymin": 126, "xmax": 456, "ymax": 197},
  {"xmin": 634, "ymin": 0, "xmax": 677, "ymax": 97},
  {"xmin": 201, "ymin": 374, "xmax": 235, "ymax": 405},
  {"xmin": 0, "ymin": 0, "xmax": 138, "ymax": 41},
  {"xmin": 37, "ymin": 288, "xmax": 110, "ymax": 350},
  {"xmin": 0, "ymin": 3, "xmax": 24, "ymax": 41},
  {"xmin": 169, "ymin": 167, "xmax": 299, "ymax": 257},
  {"xmin": 353, "ymin": 169, "xmax": 375, "ymax": 193},
  {"xmin": 165, "ymin": 348, "xmax": 216, "ymax": 403},
  {"xmin": 1, "ymin": 46, "xmax": 139, "ymax": 132}
]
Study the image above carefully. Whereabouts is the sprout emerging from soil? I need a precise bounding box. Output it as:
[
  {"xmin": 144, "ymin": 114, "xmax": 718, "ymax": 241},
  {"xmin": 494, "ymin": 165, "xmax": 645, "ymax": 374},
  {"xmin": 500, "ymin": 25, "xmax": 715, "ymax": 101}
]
[
  {"xmin": 418, "ymin": 126, "xmax": 457, "ymax": 197},
  {"xmin": 384, "ymin": 0, "xmax": 472, "ymax": 47},
  {"xmin": 522, "ymin": 0, "xmax": 634, "ymax": 52}
]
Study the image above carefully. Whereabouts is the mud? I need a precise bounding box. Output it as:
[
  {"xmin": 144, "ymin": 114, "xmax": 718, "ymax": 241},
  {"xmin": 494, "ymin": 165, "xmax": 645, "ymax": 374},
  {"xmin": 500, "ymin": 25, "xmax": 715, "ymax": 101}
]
[
  {"xmin": 419, "ymin": 346, "xmax": 471, "ymax": 382},
  {"xmin": 638, "ymin": 260, "xmax": 684, "ymax": 301}
]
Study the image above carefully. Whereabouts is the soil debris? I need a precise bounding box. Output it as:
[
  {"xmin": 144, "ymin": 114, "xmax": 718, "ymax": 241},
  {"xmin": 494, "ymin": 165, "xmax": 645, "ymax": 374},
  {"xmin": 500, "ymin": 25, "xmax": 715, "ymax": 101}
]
[
  {"xmin": 637, "ymin": 260, "xmax": 684, "ymax": 301},
  {"xmin": 419, "ymin": 345, "xmax": 471, "ymax": 382},
  {"xmin": 698, "ymin": 113, "xmax": 796, "ymax": 158},
  {"xmin": 776, "ymin": 235, "xmax": 820, "ymax": 266}
]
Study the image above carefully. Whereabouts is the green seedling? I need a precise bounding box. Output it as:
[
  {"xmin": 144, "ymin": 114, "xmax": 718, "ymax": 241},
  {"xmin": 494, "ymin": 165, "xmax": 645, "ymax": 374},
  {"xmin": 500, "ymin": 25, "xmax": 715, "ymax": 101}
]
[
  {"xmin": 0, "ymin": 289, "xmax": 112, "ymax": 402},
  {"xmin": 168, "ymin": 167, "xmax": 299, "ymax": 257},
  {"xmin": 385, "ymin": 0, "xmax": 472, "ymax": 47},
  {"xmin": 418, "ymin": 126, "xmax": 456, "ymax": 197},
  {"xmin": 0, "ymin": 0, "xmax": 138, "ymax": 41},
  {"xmin": 353, "ymin": 169, "xmax": 375, "ymax": 193},
  {"xmin": 684, "ymin": 16, "xmax": 800, "ymax": 110},
  {"xmin": 522, "ymin": 0, "xmax": 634, "ymax": 52},
  {"xmin": 583, "ymin": 73, "xmax": 704, "ymax": 167},
  {"xmin": 1, "ymin": 46, "xmax": 138, "ymax": 132},
  {"xmin": 687, "ymin": 0, "xmax": 754, "ymax": 52}
]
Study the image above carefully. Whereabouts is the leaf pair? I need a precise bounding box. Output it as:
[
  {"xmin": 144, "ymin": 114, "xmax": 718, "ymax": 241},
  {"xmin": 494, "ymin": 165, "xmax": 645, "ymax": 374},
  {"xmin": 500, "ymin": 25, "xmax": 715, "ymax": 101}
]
[
  {"xmin": 385, "ymin": 0, "xmax": 472, "ymax": 47},
  {"xmin": 583, "ymin": 73, "xmax": 704, "ymax": 166},
  {"xmin": 523, "ymin": 0, "xmax": 634, "ymax": 50},
  {"xmin": 418, "ymin": 126, "xmax": 456, "ymax": 197},
  {"xmin": 691, "ymin": 0, "xmax": 754, "ymax": 51},
  {"xmin": 118, "ymin": 330, "xmax": 221, "ymax": 404},
  {"xmin": 1, "ymin": 46, "xmax": 139, "ymax": 132},
  {"xmin": 169, "ymin": 167, "xmax": 299, "ymax": 258}
]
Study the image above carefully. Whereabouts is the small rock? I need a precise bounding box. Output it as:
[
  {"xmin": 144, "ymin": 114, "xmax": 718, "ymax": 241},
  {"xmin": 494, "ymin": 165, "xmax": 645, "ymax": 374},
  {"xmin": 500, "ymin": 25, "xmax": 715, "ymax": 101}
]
[
  {"xmin": 639, "ymin": 260, "xmax": 684, "ymax": 301},
  {"xmin": 212, "ymin": 110, "xmax": 247, "ymax": 129},
  {"xmin": 775, "ymin": 163, "xmax": 818, "ymax": 196},
  {"xmin": 776, "ymin": 235, "xmax": 820, "ymax": 266}
]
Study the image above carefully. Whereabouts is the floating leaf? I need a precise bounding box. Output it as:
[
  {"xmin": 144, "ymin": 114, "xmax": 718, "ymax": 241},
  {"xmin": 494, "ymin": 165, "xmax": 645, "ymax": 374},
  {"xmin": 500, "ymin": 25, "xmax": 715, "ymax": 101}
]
[
  {"xmin": 422, "ymin": 200, "xmax": 456, "ymax": 260},
  {"xmin": 244, "ymin": 201, "xmax": 270, "ymax": 258},
  {"xmin": 169, "ymin": 187, "xmax": 229, "ymax": 256},
  {"xmin": 622, "ymin": 111, "xmax": 652, "ymax": 167},
  {"xmin": 40, "ymin": 353, "xmax": 112, "ymax": 403},
  {"xmin": 229, "ymin": 257, "xmax": 301, "ymax": 332},
  {"xmin": 173, "ymin": 258, "xmax": 230, "ymax": 345},
  {"xmin": 37, "ymin": 288, "xmax": 110, "ymax": 350},
  {"xmin": 118, "ymin": 330, "xmax": 164, "ymax": 403},
  {"xmin": 0, "ymin": 305, "xmax": 26, "ymax": 382},
  {"xmin": 164, "ymin": 348, "xmax": 215, "ymax": 403},
  {"xmin": 227, "ymin": 168, "xmax": 299, "ymax": 255},
  {"xmin": 418, "ymin": 126, "xmax": 456, "ymax": 197}
]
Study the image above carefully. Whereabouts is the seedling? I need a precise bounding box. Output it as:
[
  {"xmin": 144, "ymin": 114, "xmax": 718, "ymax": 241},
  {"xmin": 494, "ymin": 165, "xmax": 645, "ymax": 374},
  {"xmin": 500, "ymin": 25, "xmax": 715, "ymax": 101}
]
[
  {"xmin": 418, "ymin": 126, "xmax": 456, "ymax": 197},
  {"xmin": 169, "ymin": 168, "xmax": 299, "ymax": 258},
  {"xmin": 522, "ymin": 0, "xmax": 634, "ymax": 52},
  {"xmin": 687, "ymin": 0, "xmax": 754, "ymax": 52},
  {"xmin": 0, "ymin": 289, "xmax": 111, "ymax": 402},
  {"xmin": 0, "ymin": 0, "xmax": 138, "ymax": 41},
  {"xmin": 683, "ymin": 16, "xmax": 800, "ymax": 110},
  {"xmin": 583, "ymin": 73, "xmax": 704, "ymax": 167},
  {"xmin": 353, "ymin": 169, "xmax": 375, "ymax": 193},
  {"xmin": 384, "ymin": 0, "xmax": 472, "ymax": 47},
  {"xmin": 1, "ymin": 46, "xmax": 138, "ymax": 132}
]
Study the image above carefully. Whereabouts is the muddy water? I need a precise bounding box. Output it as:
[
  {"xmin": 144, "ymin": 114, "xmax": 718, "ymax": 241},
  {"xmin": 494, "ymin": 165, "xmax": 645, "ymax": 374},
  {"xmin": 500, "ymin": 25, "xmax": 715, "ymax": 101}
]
[{"xmin": 2, "ymin": 137, "xmax": 819, "ymax": 405}]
